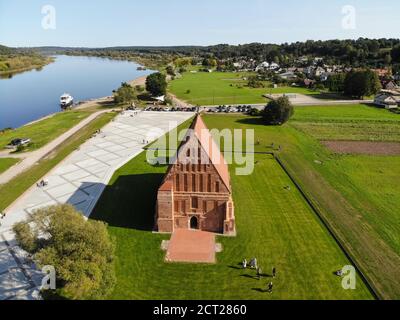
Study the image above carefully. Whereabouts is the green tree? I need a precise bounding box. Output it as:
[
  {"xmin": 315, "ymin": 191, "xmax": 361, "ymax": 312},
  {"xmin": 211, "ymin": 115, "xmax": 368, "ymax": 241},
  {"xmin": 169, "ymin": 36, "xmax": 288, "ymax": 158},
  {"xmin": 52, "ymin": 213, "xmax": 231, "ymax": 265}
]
[
  {"xmin": 391, "ymin": 45, "xmax": 400, "ymax": 63},
  {"xmin": 166, "ymin": 65, "xmax": 175, "ymax": 76},
  {"xmin": 146, "ymin": 72, "xmax": 167, "ymax": 96},
  {"xmin": 344, "ymin": 69, "xmax": 382, "ymax": 99},
  {"xmin": 113, "ymin": 82, "xmax": 136, "ymax": 104},
  {"xmin": 13, "ymin": 204, "xmax": 116, "ymax": 300},
  {"xmin": 261, "ymin": 97, "xmax": 294, "ymax": 125}
]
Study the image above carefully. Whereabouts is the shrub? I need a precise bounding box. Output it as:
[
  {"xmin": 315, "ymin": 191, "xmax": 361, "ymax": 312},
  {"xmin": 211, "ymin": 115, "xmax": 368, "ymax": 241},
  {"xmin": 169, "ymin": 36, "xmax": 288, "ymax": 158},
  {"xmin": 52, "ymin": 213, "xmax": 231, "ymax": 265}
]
[{"xmin": 262, "ymin": 97, "xmax": 294, "ymax": 125}]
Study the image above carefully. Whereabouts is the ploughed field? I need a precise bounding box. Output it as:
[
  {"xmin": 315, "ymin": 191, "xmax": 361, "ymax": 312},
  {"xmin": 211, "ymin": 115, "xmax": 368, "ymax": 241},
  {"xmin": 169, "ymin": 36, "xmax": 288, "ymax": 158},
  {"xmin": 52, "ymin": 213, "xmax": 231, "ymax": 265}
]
[{"xmin": 89, "ymin": 116, "xmax": 374, "ymax": 300}]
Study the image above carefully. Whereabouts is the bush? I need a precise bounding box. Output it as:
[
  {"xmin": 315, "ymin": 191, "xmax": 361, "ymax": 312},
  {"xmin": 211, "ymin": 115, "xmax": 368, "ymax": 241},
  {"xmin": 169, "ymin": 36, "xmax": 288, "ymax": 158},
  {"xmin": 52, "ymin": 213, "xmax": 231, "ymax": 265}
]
[
  {"xmin": 113, "ymin": 82, "xmax": 136, "ymax": 104},
  {"xmin": 262, "ymin": 97, "xmax": 294, "ymax": 125},
  {"xmin": 146, "ymin": 72, "xmax": 167, "ymax": 97},
  {"xmin": 13, "ymin": 204, "xmax": 116, "ymax": 300}
]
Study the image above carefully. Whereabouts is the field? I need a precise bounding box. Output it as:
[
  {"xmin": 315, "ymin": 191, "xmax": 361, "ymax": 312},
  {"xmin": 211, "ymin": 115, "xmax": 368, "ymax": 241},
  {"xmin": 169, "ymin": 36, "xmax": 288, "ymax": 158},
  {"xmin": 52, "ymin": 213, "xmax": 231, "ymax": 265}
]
[
  {"xmin": 89, "ymin": 119, "xmax": 373, "ymax": 300},
  {"xmin": 0, "ymin": 112, "xmax": 117, "ymax": 211},
  {"xmin": 168, "ymin": 70, "xmax": 320, "ymax": 106},
  {"xmin": 0, "ymin": 110, "xmax": 92, "ymax": 152},
  {"xmin": 0, "ymin": 158, "xmax": 19, "ymax": 174}
]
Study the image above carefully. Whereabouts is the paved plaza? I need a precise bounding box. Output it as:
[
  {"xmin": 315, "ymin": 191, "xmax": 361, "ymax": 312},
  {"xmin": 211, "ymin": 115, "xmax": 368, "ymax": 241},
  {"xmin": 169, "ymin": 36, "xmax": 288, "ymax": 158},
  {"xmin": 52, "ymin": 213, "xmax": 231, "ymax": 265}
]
[
  {"xmin": 165, "ymin": 230, "xmax": 216, "ymax": 264},
  {"xmin": 0, "ymin": 111, "xmax": 193, "ymax": 300}
]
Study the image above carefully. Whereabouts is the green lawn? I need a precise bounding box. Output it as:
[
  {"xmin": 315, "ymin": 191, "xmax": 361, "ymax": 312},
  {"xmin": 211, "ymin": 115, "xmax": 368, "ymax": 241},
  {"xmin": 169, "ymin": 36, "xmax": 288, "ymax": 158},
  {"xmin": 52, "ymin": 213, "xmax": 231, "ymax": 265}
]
[
  {"xmin": 291, "ymin": 104, "xmax": 400, "ymax": 142},
  {"xmin": 90, "ymin": 119, "xmax": 372, "ymax": 300},
  {"xmin": 0, "ymin": 110, "xmax": 92, "ymax": 152},
  {"xmin": 0, "ymin": 158, "xmax": 19, "ymax": 174},
  {"xmin": 0, "ymin": 112, "xmax": 117, "ymax": 211},
  {"xmin": 169, "ymin": 71, "xmax": 320, "ymax": 106}
]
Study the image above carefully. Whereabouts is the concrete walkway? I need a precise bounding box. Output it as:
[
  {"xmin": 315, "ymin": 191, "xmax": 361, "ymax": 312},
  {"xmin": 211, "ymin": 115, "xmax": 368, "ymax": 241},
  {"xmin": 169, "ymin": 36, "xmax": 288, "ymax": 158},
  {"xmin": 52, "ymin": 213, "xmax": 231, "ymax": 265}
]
[
  {"xmin": 0, "ymin": 109, "xmax": 112, "ymax": 185},
  {"xmin": 0, "ymin": 111, "xmax": 193, "ymax": 300}
]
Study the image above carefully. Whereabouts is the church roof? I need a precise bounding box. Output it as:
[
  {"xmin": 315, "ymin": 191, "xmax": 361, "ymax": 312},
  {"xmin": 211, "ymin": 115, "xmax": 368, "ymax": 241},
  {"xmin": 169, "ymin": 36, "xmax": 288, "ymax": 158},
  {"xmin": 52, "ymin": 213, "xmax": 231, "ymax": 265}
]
[{"xmin": 160, "ymin": 114, "xmax": 231, "ymax": 192}]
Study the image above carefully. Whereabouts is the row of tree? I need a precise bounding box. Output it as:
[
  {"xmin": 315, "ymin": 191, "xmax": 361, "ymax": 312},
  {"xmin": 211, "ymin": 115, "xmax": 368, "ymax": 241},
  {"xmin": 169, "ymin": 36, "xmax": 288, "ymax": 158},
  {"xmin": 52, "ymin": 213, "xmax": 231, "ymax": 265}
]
[{"xmin": 327, "ymin": 69, "xmax": 381, "ymax": 98}]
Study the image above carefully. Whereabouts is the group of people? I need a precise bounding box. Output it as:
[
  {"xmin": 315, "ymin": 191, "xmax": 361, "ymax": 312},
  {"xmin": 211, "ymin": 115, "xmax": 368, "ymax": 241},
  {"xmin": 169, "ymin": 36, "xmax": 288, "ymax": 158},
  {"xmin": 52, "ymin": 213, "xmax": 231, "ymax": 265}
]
[
  {"xmin": 36, "ymin": 179, "xmax": 48, "ymax": 188},
  {"xmin": 142, "ymin": 139, "xmax": 150, "ymax": 145},
  {"xmin": 242, "ymin": 258, "xmax": 277, "ymax": 293}
]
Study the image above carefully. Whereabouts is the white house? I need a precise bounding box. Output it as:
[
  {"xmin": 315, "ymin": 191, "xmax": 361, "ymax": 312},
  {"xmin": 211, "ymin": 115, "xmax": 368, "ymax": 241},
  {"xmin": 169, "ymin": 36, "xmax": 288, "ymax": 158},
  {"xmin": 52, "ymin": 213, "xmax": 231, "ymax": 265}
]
[{"xmin": 374, "ymin": 92, "xmax": 400, "ymax": 109}]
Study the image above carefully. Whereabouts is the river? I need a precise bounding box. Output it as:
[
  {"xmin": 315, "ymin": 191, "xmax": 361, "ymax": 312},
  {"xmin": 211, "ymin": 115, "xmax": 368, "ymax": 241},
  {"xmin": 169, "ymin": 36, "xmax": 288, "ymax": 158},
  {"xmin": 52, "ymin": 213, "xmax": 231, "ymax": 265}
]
[{"xmin": 0, "ymin": 55, "xmax": 153, "ymax": 129}]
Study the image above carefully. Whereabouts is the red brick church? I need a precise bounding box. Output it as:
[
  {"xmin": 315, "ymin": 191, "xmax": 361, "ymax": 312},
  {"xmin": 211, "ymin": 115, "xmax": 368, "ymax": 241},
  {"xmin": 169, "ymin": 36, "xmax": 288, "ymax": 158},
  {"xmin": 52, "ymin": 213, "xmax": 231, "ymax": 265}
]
[{"xmin": 155, "ymin": 115, "xmax": 236, "ymax": 236}]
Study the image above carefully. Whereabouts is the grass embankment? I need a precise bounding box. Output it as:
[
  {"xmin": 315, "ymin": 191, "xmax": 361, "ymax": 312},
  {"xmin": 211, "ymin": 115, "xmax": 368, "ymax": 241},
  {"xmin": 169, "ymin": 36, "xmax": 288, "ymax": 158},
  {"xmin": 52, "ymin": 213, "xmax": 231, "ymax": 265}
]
[
  {"xmin": 0, "ymin": 158, "xmax": 19, "ymax": 174},
  {"xmin": 0, "ymin": 112, "xmax": 117, "ymax": 211},
  {"xmin": 89, "ymin": 118, "xmax": 372, "ymax": 300},
  {"xmin": 168, "ymin": 70, "xmax": 321, "ymax": 106},
  {"xmin": 201, "ymin": 104, "xmax": 400, "ymax": 299},
  {"xmin": 0, "ymin": 110, "xmax": 93, "ymax": 152}
]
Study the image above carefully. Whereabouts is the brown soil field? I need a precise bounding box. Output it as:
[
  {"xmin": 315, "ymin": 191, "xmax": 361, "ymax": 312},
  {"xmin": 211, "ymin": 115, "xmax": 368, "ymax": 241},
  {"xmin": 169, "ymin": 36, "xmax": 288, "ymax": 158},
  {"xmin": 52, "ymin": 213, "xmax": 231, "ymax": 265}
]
[{"xmin": 322, "ymin": 141, "xmax": 400, "ymax": 155}]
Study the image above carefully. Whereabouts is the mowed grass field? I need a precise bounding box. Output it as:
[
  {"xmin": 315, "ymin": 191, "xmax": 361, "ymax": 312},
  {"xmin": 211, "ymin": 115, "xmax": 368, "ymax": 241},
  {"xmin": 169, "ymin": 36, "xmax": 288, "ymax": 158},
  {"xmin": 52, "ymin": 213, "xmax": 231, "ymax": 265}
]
[
  {"xmin": 90, "ymin": 120, "xmax": 372, "ymax": 300},
  {"xmin": 291, "ymin": 104, "xmax": 400, "ymax": 141},
  {"xmin": 200, "ymin": 105, "xmax": 400, "ymax": 299},
  {"xmin": 168, "ymin": 71, "xmax": 319, "ymax": 106},
  {"xmin": 0, "ymin": 110, "xmax": 92, "ymax": 152}
]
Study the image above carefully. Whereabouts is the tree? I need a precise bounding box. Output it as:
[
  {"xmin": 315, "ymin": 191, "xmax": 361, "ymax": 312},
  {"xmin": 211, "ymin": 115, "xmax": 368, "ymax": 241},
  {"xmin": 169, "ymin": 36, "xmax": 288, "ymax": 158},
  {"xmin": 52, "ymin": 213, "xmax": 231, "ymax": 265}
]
[
  {"xmin": 146, "ymin": 72, "xmax": 167, "ymax": 96},
  {"xmin": 166, "ymin": 65, "xmax": 175, "ymax": 76},
  {"xmin": 13, "ymin": 204, "xmax": 116, "ymax": 300},
  {"xmin": 113, "ymin": 82, "xmax": 136, "ymax": 104},
  {"xmin": 391, "ymin": 45, "xmax": 400, "ymax": 63},
  {"xmin": 261, "ymin": 97, "xmax": 294, "ymax": 125},
  {"xmin": 247, "ymin": 76, "xmax": 264, "ymax": 88},
  {"xmin": 344, "ymin": 69, "xmax": 381, "ymax": 99},
  {"xmin": 327, "ymin": 73, "xmax": 346, "ymax": 92}
]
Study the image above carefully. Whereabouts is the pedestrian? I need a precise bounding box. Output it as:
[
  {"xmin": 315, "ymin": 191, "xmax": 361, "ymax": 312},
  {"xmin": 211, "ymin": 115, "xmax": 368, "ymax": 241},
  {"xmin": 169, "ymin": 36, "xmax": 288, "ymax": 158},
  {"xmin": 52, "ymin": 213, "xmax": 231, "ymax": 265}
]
[
  {"xmin": 272, "ymin": 267, "xmax": 276, "ymax": 278},
  {"xmin": 242, "ymin": 259, "xmax": 247, "ymax": 269},
  {"xmin": 267, "ymin": 282, "xmax": 273, "ymax": 293}
]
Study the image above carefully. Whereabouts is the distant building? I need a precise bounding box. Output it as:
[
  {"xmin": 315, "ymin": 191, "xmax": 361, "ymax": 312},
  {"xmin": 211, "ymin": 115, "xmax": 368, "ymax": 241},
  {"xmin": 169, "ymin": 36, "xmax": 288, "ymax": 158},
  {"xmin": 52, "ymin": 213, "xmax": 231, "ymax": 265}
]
[{"xmin": 155, "ymin": 115, "xmax": 236, "ymax": 236}]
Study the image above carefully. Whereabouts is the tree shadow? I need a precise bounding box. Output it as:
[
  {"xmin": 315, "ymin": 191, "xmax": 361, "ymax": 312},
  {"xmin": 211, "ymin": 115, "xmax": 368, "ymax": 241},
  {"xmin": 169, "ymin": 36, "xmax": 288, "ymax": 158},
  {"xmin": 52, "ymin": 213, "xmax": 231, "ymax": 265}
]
[
  {"xmin": 89, "ymin": 173, "xmax": 164, "ymax": 231},
  {"xmin": 251, "ymin": 288, "xmax": 266, "ymax": 293}
]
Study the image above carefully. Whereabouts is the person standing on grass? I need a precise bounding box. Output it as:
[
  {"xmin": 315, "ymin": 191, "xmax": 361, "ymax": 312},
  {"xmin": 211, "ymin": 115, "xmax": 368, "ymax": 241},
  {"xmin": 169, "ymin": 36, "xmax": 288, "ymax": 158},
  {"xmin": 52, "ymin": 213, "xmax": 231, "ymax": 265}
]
[
  {"xmin": 267, "ymin": 282, "xmax": 273, "ymax": 293},
  {"xmin": 242, "ymin": 259, "xmax": 247, "ymax": 269},
  {"xmin": 272, "ymin": 267, "xmax": 276, "ymax": 278}
]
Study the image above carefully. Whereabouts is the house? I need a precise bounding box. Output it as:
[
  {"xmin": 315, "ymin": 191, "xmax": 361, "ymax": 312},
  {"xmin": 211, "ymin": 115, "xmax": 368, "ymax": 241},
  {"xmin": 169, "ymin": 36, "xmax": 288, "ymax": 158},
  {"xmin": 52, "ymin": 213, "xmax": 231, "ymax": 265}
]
[
  {"xmin": 374, "ymin": 91, "xmax": 400, "ymax": 109},
  {"xmin": 155, "ymin": 115, "xmax": 236, "ymax": 236},
  {"xmin": 304, "ymin": 79, "xmax": 316, "ymax": 87},
  {"xmin": 279, "ymin": 71, "xmax": 297, "ymax": 80},
  {"xmin": 304, "ymin": 66, "xmax": 315, "ymax": 78},
  {"xmin": 373, "ymin": 68, "xmax": 390, "ymax": 78},
  {"xmin": 255, "ymin": 61, "xmax": 270, "ymax": 72}
]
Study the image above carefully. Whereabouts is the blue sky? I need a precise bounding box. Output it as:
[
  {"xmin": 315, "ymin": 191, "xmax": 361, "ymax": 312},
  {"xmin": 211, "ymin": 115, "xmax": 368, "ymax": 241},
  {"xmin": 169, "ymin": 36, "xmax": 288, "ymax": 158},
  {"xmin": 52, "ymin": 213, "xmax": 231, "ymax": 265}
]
[{"xmin": 0, "ymin": 0, "xmax": 399, "ymax": 47}]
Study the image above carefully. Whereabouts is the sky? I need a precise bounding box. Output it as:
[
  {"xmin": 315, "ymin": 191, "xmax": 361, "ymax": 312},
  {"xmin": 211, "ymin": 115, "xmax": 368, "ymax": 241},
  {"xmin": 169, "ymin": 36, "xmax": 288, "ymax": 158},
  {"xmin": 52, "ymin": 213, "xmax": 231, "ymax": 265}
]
[{"xmin": 0, "ymin": 0, "xmax": 399, "ymax": 47}]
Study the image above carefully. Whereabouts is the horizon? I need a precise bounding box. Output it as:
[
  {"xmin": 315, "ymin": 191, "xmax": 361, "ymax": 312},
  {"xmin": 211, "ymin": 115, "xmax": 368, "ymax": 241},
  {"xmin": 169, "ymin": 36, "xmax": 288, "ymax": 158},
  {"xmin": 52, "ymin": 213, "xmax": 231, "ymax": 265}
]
[
  {"xmin": 1, "ymin": 0, "xmax": 399, "ymax": 47},
  {"xmin": 4, "ymin": 36, "xmax": 400, "ymax": 50}
]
